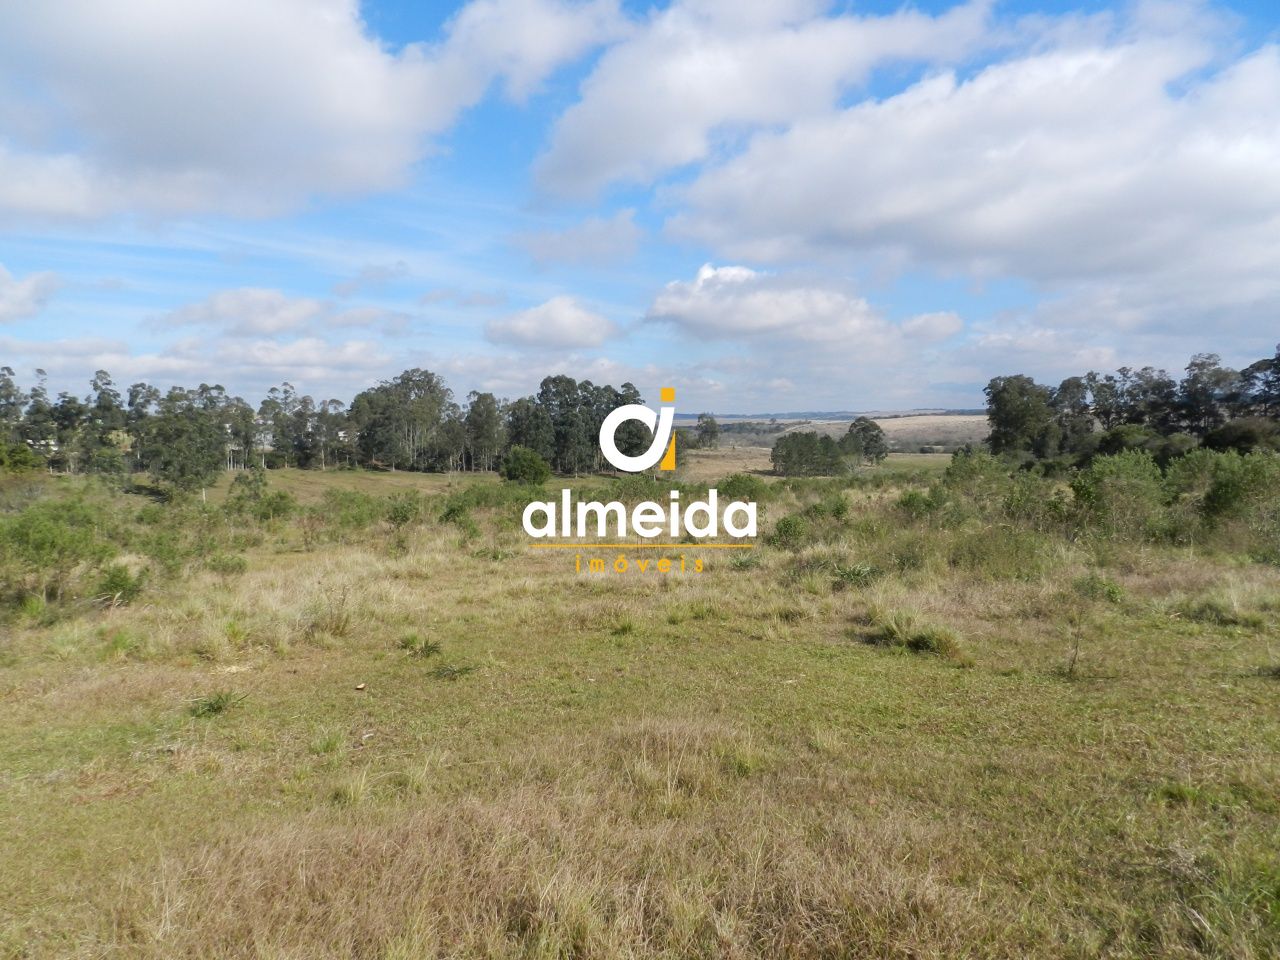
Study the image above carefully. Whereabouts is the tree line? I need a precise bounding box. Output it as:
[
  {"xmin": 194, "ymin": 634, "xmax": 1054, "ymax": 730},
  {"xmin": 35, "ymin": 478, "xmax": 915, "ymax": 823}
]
[
  {"xmin": 984, "ymin": 347, "xmax": 1280, "ymax": 465},
  {"xmin": 770, "ymin": 417, "xmax": 888, "ymax": 476},
  {"xmin": 0, "ymin": 366, "xmax": 715, "ymax": 492}
]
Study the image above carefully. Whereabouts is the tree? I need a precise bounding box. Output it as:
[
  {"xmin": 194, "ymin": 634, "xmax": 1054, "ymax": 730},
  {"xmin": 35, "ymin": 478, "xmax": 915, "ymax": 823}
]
[
  {"xmin": 841, "ymin": 417, "xmax": 888, "ymax": 463},
  {"xmin": 349, "ymin": 369, "xmax": 453, "ymax": 470},
  {"xmin": 1238, "ymin": 346, "xmax": 1280, "ymax": 418},
  {"xmin": 1179, "ymin": 354, "xmax": 1237, "ymax": 435},
  {"xmin": 1047, "ymin": 376, "xmax": 1094, "ymax": 456},
  {"xmin": 537, "ymin": 375, "xmax": 595, "ymax": 474},
  {"xmin": 0, "ymin": 367, "xmax": 26, "ymax": 443},
  {"xmin": 771, "ymin": 431, "xmax": 843, "ymax": 476},
  {"xmin": 20, "ymin": 370, "xmax": 56, "ymax": 462},
  {"xmin": 696, "ymin": 413, "xmax": 720, "ymax": 449},
  {"xmin": 984, "ymin": 375, "xmax": 1053, "ymax": 455},
  {"xmin": 465, "ymin": 392, "xmax": 504, "ymax": 471},
  {"xmin": 505, "ymin": 397, "xmax": 555, "ymax": 462},
  {"xmin": 139, "ymin": 389, "xmax": 225, "ymax": 496}
]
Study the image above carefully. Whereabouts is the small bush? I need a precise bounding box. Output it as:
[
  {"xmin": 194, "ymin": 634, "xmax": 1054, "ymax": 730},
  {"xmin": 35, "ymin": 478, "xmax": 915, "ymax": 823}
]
[
  {"xmin": 384, "ymin": 492, "xmax": 424, "ymax": 528},
  {"xmin": 719, "ymin": 473, "xmax": 768, "ymax": 501},
  {"xmin": 319, "ymin": 490, "xmax": 385, "ymax": 533},
  {"xmin": 1071, "ymin": 450, "xmax": 1166, "ymax": 539},
  {"xmin": 439, "ymin": 502, "xmax": 479, "ymax": 539},
  {"xmin": 500, "ymin": 446, "xmax": 551, "ymax": 485},
  {"xmin": 1074, "ymin": 572, "xmax": 1123, "ymax": 604},
  {"xmin": 768, "ymin": 515, "xmax": 810, "ymax": 550},
  {"xmin": 253, "ymin": 490, "xmax": 297, "ymax": 522},
  {"xmin": 95, "ymin": 563, "xmax": 145, "ymax": 606},
  {"xmin": 896, "ymin": 489, "xmax": 936, "ymax": 519}
]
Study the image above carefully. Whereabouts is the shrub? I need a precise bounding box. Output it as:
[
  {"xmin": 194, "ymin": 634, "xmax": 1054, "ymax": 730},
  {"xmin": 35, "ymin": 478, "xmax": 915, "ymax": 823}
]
[
  {"xmin": 1074, "ymin": 572, "xmax": 1123, "ymax": 604},
  {"xmin": 500, "ymin": 446, "xmax": 551, "ymax": 485},
  {"xmin": 384, "ymin": 492, "xmax": 424, "ymax": 528},
  {"xmin": 1070, "ymin": 451, "xmax": 1166, "ymax": 539},
  {"xmin": 896, "ymin": 489, "xmax": 936, "ymax": 519},
  {"xmin": 720, "ymin": 473, "xmax": 768, "ymax": 501},
  {"xmin": 253, "ymin": 490, "xmax": 297, "ymax": 522},
  {"xmin": 767, "ymin": 514, "xmax": 810, "ymax": 550},
  {"xmin": 319, "ymin": 490, "xmax": 385, "ymax": 533},
  {"xmin": 95, "ymin": 563, "xmax": 145, "ymax": 605},
  {"xmin": 1203, "ymin": 452, "xmax": 1280, "ymax": 522},
  {"xmin": 439, "ymin": 501, "xmax": 478, "ymax": 536},
  {"xmin": 0, "ymin": 497, "xmax": 115, "ymax": 601}
]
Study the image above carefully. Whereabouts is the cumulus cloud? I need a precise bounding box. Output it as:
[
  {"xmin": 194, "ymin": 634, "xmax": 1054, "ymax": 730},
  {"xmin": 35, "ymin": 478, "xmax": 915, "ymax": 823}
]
[
  {"xmin": 485, "ymin": 295, "xmax": 619, "ymax": 348},
  {"xmin": 0, "ymin": 263, "xmax": 59, "ymax": 323},
  {"xmin": 670, "ymin": 15, "xmax": 1280, "ymax": 342},
  {"xmin": 642, "ymin": 265, "xmax": 983, "ymax": 408},
  {"xmin": 536, "ymin": 0, "xmax": 993, "ymax": 195},
  {"xmin": 0, "ymin": 0, "xmax": 623, "ymax": 221},
  {"xmin": 646, "ymin": 264, "xmax": 889, "ymax": 342},
  {"xmin": 514, "ymin": 208, "xmax": 642, "ymax": 265}
]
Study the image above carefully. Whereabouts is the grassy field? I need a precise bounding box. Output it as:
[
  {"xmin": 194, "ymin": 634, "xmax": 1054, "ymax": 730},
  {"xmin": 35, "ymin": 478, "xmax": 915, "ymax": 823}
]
[{"xmin": 1, "ymin": 452, "xmax": 1278, "ymax": 958}]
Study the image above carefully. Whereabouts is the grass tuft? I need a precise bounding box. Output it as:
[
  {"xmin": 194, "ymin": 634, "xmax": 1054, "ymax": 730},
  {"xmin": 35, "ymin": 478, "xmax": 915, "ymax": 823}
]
[{"xmin": 189, "ymin": 690, "xmax": 246, "ymax": 718}]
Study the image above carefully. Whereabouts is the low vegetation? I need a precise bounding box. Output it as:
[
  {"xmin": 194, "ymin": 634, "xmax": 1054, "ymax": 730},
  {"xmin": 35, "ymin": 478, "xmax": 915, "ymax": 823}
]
[{"xmin": 0, "ymin": 443, "xmax": 1277, "ymax": 957}]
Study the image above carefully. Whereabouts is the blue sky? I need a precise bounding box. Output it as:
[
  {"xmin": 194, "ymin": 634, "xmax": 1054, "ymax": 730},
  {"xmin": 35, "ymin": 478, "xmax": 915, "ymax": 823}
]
[{"xmin": 0, "ymin": 0, "xmax": 1277, "ymax": 412}]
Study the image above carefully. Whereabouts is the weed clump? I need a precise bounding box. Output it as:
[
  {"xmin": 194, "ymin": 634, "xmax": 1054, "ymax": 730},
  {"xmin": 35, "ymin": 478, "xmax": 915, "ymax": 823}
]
[
  {"xmin": 430, "ymin": 663, "xmax": 477, "ymax": 681},
  {"xmin": 863, "ymin": 608, "xmax": 972, "ymax": 666},
  {"xmin": 399, "ymin": 632, "xmax": 442, "ymax": 658},
  {"xmin": 189, "ymin": 690, "xmax": 245, "ymax": 718},
  {"xmin": 1074, "ymin": 572, "xmax": 1124, "ymax": 604}
]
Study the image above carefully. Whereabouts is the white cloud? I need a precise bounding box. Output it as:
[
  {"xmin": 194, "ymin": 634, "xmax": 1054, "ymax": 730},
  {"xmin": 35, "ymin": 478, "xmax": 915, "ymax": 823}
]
[
  {"xmin": 515, "ymin": 208, "xmax": 642, "ymax": 265},
  {"xmin": 670, "ymin": 19, "xmax": 1280, "ymax": 341},
  {"xmin": 646, "ymin": 264, "xmax": 888, "ymax": 342},
  {"xmin": 485, "ymin": 295, "xmax": 619, "ymax": 348},
  {"xmin": 536, "ymin": 0, "xmax": 993, "ymax": 196},
  {"xmin": 0, "ymin": 0, "xmax": 623, "ymax": 221},
  {"xmin": 0, "ymin": 264, "xmax": 59, "ymax": 323},
  {"xmin": 641, "ymin": 265, "xmax": 987, "ymax": 409},
  {"xmin": 164, "ymin": 288, "xmax": 323, "ymax": 336}
]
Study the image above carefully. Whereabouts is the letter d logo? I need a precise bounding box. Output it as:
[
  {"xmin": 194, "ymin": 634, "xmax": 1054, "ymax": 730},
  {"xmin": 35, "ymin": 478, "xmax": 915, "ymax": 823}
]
[{"xmin": 599, "ymin": 387, "xmax": 676, "ymax": 473}]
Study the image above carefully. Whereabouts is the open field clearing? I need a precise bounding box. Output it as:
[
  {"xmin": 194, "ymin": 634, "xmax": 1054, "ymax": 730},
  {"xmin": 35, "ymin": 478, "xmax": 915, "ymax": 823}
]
[
  {"xmin": 744, "ymin": 414, "xmax": 989, "ymax": 453},
  {"xmin": 1, "ymin": 455, "xmax": 1278, "ymax": 959}
]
